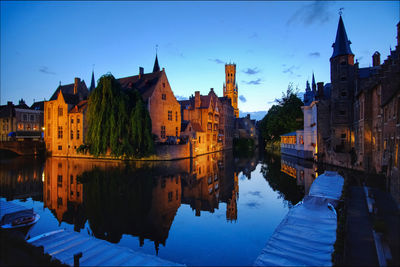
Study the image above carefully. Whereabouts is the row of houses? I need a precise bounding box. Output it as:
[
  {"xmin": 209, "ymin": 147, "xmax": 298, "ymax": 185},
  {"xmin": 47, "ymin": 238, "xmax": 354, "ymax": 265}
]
[
  {"xmin": 1, "ymin": 56, "xmax": 258, "ymax": 158},
  {"xmin": 281, "ymin": 15, "xmax": 400, "ymax": 204}
]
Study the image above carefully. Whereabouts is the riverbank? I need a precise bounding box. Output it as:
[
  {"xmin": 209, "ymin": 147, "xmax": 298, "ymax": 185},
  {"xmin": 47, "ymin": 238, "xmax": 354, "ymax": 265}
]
[{"xmin": 0, "ymin": 229, "xmax": 67, "ymax": 266}]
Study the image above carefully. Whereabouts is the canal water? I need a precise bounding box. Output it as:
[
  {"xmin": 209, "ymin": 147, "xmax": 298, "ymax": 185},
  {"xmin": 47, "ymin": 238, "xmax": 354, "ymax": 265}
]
[{"xmin": 0, "ymin": 150, "xmax": 312, "ymax": 266}]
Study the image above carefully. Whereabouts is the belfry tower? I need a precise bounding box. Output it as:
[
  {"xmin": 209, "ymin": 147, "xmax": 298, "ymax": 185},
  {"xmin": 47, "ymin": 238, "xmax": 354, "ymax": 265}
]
[{"xmin": 223, "ymin": 63, "xmax": 239, "ymax": 118}]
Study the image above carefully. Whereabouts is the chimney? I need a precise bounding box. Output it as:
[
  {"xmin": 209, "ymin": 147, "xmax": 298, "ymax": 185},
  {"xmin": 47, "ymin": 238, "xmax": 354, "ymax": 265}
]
[
  {"xmin": 139, "ymin": 67, "xmax": 144, "ymax": 78},
  {"xmin": 246, "ymin": 114, "xmax": 250, "ymax": 119},
  {"xmin": 74, "ymin": 77, "xmax": 80, "ymax": 95},
  {"xmin": 372, "ymin": 51, "xmax": 380, "ymax": 67},
  {"xmin": 317, "ymin": 82, "xmax": 324, "ymax": 98},
  {"xmin": 7, "ymin": 101, "xmax": 12, "ymax": 106},
  {"xmin": 195, "ymin": 91, "xmax": 201, "ymax": 108}
]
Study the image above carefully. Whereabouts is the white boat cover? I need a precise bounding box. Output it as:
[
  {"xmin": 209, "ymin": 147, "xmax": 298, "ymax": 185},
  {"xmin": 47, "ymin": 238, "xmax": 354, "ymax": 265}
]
[
  {"xmin": 254, "ymin": 171, "xmax": 344, "ymax": 266},
  {"xmin": 309, "ymin": 171, "xmax": 344, "ymax": 200},
  {"xmin": 0, "ymin": 200, "xmax": 35, "ymax": 226},
  {"xmin": 28, "ymin": 229, "xmax": 185, "ymax": 266}
]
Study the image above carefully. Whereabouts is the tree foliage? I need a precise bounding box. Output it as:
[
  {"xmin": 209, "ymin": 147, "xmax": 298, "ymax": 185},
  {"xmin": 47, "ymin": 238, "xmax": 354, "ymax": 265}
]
[
  {"xmin": 259, "ymin": 83, "xmax": 304, "ymax": 143},
  {"xmin": 85, "ymin": 74, "xmax": 154, "ymax": 158}
]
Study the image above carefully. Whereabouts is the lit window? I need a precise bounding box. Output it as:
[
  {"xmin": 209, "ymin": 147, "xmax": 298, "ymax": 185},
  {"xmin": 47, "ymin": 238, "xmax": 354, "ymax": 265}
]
[
  {"xmin": 161, "ymin": 126, "xmax": 166, "ymax": 139},
  {"xmin": 57, "ymin": 126, "xmax": 63, "ymax": 139}
]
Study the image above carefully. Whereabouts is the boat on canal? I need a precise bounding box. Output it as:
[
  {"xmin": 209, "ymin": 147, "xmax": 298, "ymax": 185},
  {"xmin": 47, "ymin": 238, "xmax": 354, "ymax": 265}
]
[{"xmin": 0, "ymin": 200, "xmax": 40, "ymax": 230}]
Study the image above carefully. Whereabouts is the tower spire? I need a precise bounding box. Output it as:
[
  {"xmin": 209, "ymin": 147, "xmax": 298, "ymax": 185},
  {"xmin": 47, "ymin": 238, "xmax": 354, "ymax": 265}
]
[
  {"xmin": 89, "ymin": 65, "xmax": 95, "ymax": 91},
  {"xmin": 312, "ymin": 72, "xmax": 316, "ymax": 93},
  {"xmin": 331, "ymin": 15, "xmax": 353, "ymax": 59},
  {"xmin": 153, "ymin": 45, "xmax": 160, "ymax": 73}
]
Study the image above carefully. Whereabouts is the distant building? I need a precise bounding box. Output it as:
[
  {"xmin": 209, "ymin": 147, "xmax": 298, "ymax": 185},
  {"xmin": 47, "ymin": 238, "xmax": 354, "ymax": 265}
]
[
  {"xmin": 118, "ymin": 55, "xmax": 181, "ymax": 143},
  {"xmin": 44, "ymin": 77, "xmax": 89, "ymax": 156},
  {"xmin": 235, "ymin": 114, "xmax": 258, "ymax": 146},
  {"xmin": 0, "ymin": 99, "xmax": 44, "ymax": 141},
  {"xmin": 223, "ymin": 64, "xmax": 239, "ymax": 118}
]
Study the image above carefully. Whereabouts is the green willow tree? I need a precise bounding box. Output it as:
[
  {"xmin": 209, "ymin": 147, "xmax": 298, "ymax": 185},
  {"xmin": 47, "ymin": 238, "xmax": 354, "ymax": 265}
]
[
  {"xmin": 259, "ymin": 83, "xmax": 304, "ymax": 145},
  {"xmin": 85, "ymin": 74, "xmax": 154, "ymax": 158}
]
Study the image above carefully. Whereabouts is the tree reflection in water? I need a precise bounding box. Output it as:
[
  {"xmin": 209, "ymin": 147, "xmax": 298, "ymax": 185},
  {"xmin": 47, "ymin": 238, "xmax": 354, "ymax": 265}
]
[{"xmin": 261, "ymin": 152, "xmax": 305, "ymax": 207}]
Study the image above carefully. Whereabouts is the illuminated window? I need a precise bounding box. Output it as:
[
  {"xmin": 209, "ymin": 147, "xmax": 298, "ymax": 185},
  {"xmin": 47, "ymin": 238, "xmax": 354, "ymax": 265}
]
[
  {"xmin": 161, "ymin": 126, "xmax": 166, "ymax": 139},
  {"xmin": 57, "ymin": 126, "xmax": 63, "ymax": 139}
]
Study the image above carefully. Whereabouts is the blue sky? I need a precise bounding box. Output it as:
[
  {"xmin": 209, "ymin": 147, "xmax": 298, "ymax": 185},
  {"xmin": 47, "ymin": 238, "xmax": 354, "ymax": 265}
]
[{"xmin": 1, "ymin": 1, "xmax": 399, "ymax": 112}]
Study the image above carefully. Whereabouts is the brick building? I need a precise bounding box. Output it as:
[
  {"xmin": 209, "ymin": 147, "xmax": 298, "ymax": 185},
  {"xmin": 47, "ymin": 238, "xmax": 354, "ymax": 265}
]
[
  {"xmin": 179, "ymin": 89, "xmax": 225, "ymax": 155},
  {"xmin": 223, "ymin": 63, "xmax": 239, "ymax": 118},
  {"xmin": 118, "ymin": 56, "xmax": 181, "ymax": 142},
  {"xmin": 44, "ymin": 78, "xmax": 89, "ymax": 156}
]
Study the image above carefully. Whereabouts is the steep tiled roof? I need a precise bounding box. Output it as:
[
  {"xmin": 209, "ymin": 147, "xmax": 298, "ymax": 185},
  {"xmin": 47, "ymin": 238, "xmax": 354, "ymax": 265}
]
[
  {"xmin": 69, "ymin": 100, "xmax": 88, "ymax": 113},
  {"xmin": 31, "ymin": 101, "xmax": 44, "ymax": 111},
  {"xmin": 118, "ymin": 71, "xmax": 162, "ymax": 101},
  {"xmin": 50, "ymin": 81, "xmax": 89, "ymax": 104},
  {"xmin": 191, "ymin": 122, "xmax": 204, "ymax": 132},
  {"xmin": 331, "ymin": 16, "xmax": 354, "ymax": 58}
]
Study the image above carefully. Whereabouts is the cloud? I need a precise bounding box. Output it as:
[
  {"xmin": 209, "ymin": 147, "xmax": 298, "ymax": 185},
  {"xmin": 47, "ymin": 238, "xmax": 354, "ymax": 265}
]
[
  {"xmin": 242, "ymin": 67, "xmax": 260, "ymax": 75},
  {"xmin": 239, "ymin": 95, "xmax": 247, "ymax": 103},
  {"xmin": 247, "ymin": 191, "xmax": 262, "ymax": 197},
  {"xmin": 309, "ymin": 52, "xmax": 320, "ymax": 58},
  {"xmin": 242, "ymin": 78, "xmax": 262, "ymax": 85},
  {"xmin": 287, "ymin": 1, "xmax": 333, "ymax": 26},
  {"xmin": 246, "ymin": 201, "xmax": 261, "ymax": 208},
  {"xmin": 282, "ymin": 65, "xmax": 300, "ymax": 75},
  {"xmin": 209, "ymin": 58, "xmax": 225, "ymax": 64},
  {"xmin": 39, "ymin": 66, "xmax": 56, "ymax": 75},
  {"xmin": 175, "ymin": 95, "xmax": 188, "ymax": 101}
]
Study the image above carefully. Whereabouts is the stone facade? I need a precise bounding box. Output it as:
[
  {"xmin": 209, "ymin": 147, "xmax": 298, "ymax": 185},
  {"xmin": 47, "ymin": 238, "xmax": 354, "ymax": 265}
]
[
  {"xmin": 44, "ymin": 78, "xmax": 89, "ymax": 156},
  {"xmin": 180, "ymin": 89, "xmax": 225, "ymax": 155},
  {"xmin": 118, "ymin": 66, "xmax": 181, "ymax": 142},
  {"xmin": 0, "ymin": 100, "xmax": 44, "ymax": 141},
  {"xmin": 223, "ymin": 64, "xmax": 239, "ymax": 118}
]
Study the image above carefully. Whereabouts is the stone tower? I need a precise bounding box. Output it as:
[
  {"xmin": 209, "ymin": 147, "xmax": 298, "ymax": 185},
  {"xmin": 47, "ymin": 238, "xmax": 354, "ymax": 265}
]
[
  {"xmin": 223, "ymin": 63, "xmax": 239, "ymax": 118},
  {"xmin": 329, "ymin": 15, "xmax": 356, "ymax": 152}
]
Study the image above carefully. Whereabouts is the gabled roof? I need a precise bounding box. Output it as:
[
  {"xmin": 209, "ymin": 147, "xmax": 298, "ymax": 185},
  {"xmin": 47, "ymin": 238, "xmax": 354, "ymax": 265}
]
[
  {"xmin": 69, "ymin": 100, "xmax": 88, "ymax": 113},
  {"xmin": 50, "ymin": 80, "xmax": 89, "ymax": 104},
  {"xmin": 358, "ymin": 66, "xmax": 381, "ymax": 79},
  {"xmin": 181, "ymin": 120, "xmax": 204, "ymax": 133},
  {"xmin": 31, "ymin": 101, "xmax": 44, "ymax": 111},
  {"xmin": 118, "ymin": 71, "xmax": 163, "ymax": 101},
  {"xmin": 331, "ymin": 16, "xmax": 354, "ymax": 58}
]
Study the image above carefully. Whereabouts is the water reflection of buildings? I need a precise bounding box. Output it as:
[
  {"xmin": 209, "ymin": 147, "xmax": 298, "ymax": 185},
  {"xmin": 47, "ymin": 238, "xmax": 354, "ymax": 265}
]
[
  {"xmin": 280, "ymin": 154, "xmax": 318, "ymax": 195},
  {"xmin": 0, "ymin": 157, "xmax": 43, "ymax": 201},
  {"xmin": 42, "ymin": 151, "xmax": 257, "ymax": 252}
]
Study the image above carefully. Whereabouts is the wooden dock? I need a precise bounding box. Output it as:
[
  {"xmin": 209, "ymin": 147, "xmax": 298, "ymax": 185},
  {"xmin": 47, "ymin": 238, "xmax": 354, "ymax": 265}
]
[{"xmin": 27, "ymin": 229, "xmax": 184, "ymax": 266}]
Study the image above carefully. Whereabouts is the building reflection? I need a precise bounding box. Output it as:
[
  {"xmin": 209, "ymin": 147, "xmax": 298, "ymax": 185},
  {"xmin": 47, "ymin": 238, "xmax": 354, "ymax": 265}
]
[
  {"xmin": 280, "ymin": 154, "xmax": 318, "ymax": 195},
  {"xmin": 0, "ymin": 157, "xmax": 44, "ymax": 201},
  {"xmin": 42, "ymin": 151, "xmax": 258, "ymax": 253}
]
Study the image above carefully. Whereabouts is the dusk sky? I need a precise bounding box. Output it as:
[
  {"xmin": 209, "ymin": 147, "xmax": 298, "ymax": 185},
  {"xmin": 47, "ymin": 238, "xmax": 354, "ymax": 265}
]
[{"xmin": 1, "ymin": 1, "xmax": 399, "ymax": 112}]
